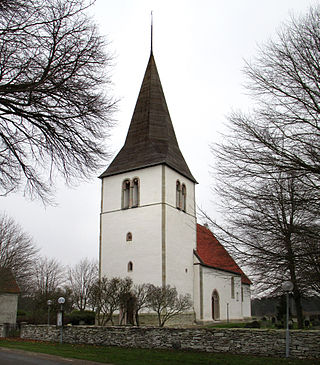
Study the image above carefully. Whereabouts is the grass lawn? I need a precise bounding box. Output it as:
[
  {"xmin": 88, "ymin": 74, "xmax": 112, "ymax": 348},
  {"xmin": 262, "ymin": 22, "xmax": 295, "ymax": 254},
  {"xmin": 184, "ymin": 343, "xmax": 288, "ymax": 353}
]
[{"xmin": 0, "ymin": 339, "xmax": 319, "ymax": 365}]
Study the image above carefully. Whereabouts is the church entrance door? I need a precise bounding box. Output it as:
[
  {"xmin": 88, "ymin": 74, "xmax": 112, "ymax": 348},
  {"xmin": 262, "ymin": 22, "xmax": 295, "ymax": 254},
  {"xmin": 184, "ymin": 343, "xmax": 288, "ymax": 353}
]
[{"xmin": 212, "ymin": 290, "xmax": 220, "ymax": 320}]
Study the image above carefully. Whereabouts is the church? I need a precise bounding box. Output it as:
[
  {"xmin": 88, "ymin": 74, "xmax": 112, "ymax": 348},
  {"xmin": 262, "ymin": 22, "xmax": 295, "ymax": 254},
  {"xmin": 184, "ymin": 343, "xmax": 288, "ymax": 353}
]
[{"xmin": 99, "ymin": 48, "xmax": 251, "ymax": 323}]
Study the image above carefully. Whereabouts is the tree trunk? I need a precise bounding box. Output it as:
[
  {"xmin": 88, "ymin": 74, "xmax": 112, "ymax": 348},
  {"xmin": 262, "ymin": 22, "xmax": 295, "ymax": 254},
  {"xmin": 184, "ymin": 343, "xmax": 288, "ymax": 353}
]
[
  {"xmin": 285, "ymin": 235, "xmax": 304, "ymax": 329},
  {"xmin": 126, "ymin": 297, "xmax": 135, "ymax": 325},
  {"xmin": 293, "ymin": 288, "xmax": 304, "ymax": 329},
  {"xmin": 135, "ymin": 310, "xmax": 140, "ymax": 327},
  {"xmin": 119, "ymin": 309, "xmax": 125, "ymax": 325}
]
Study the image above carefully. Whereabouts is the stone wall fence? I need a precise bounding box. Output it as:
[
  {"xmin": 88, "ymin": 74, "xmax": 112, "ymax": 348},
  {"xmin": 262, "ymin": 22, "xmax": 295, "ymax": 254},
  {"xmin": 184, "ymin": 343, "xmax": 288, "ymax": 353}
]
[{"xmin": 19, "ymin": 324, "xmax": 320, "ymax": 359}]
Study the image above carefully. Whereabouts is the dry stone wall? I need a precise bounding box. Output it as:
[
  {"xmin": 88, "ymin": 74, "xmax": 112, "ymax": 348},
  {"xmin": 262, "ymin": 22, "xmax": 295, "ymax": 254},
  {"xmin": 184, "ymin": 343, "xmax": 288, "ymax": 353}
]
[{"xmin": 20, "ymin": 324, "xmax": 320, "ymax": 359}]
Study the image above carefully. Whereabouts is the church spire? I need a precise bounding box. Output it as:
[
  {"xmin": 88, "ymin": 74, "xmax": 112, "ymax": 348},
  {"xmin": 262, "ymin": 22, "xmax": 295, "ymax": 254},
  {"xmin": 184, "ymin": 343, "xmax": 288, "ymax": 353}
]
[{"xmin": 100, "ymin": 51, "xmax": 196, "ymax": 183}]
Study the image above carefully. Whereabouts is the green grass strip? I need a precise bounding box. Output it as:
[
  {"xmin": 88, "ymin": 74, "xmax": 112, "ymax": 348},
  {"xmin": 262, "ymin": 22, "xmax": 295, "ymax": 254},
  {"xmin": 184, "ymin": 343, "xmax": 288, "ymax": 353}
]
[{"xmin": 0, "ymin": 339, "xmax": 318, "ymax": 365}]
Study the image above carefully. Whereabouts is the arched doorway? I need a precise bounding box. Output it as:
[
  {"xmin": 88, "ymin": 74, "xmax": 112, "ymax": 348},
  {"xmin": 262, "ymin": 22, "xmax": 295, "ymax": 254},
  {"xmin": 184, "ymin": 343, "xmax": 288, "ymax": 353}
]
[{"xmin": 212, "ymin": 290, "xmax": 220, "ymax": 320}]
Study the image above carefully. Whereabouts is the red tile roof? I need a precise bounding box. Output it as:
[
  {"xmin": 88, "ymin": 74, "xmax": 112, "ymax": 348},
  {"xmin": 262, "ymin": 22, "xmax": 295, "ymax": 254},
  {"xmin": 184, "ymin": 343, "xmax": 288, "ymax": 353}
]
[
  {"xmin": 196, "ymin": 224, "xmax": 251, "ymax": 285},
  {"xmin": 0, "ymin": 268, "xmax": 20, "ymax": 294}
]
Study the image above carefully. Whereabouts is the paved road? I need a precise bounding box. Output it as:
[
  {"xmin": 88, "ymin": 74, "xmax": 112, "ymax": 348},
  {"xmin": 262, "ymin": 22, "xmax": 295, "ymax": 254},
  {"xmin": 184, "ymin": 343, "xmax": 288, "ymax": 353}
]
[{"xmin": 0, "ymin": 347, "xmax": 112, "ymax": 365}]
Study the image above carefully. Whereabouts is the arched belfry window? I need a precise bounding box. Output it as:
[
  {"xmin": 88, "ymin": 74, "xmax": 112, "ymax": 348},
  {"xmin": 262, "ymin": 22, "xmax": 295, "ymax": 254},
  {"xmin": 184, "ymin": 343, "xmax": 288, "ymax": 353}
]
[
  {"xmin": 176, "ymin": 180, "xmax": 181, "ymax": 209},
  {"xmin": 122, "ymin": 179, "xmax": 130, "ymax": 209},
  {"xmin": 132, "ymin": 178, "xmax": 139, "ymax": 207},
  {"xmin": 126, "ymin": 232, "xmax": 132, "ymax": 242},
  {"xmin": 128, "ymin": 261, "xmax": 133, "ymax": 272},
  {"xmin": 121, "ymin": 178, "xmax": 140, "ymax": 209},
  {"xmin": 176, "ymin": 180, "xmax": 186, "ymax": 212},
  {"xmin": 181, "ymin": 184, "xmax": 186, "ymax": 212}
]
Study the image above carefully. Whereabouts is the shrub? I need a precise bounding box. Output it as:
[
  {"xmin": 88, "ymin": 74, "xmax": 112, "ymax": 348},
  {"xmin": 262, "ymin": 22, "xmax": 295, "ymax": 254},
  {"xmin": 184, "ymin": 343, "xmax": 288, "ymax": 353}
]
[
  {"xmin": 245, "ymin": 320, "xmax": 260, "ymax": 328},
  {"xmin": 68, "ymin": 310, "xmax": 95, "ymax": 325}
]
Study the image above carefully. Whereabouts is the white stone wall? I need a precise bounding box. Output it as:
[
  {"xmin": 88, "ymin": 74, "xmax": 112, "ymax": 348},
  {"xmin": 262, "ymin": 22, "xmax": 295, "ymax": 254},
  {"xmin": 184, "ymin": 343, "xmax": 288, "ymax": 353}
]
[
  {"xmin": 0, "ymin": 293, "xmax": 18, "ymax": 324},
  {"xmin": 201, "ymin": 267, "xmax": 243, "ymax": 321},
  {"xmin": 100, "ymin": 205, "xmax": 163, "ymax": 285},
  {"xmin": 163, "ymin": 166, "xmax": 196, "ymax": 298},
  {"xmin": 101, "ymin": 166, "xmax": 162, "ymax": 213},
  {"xmin": 164, "ymin": 167, "xmax": 195, "ymax": 216},
  {"xmin": 193, "ymin": 256, "xmax": 201, "ymax": 319},
  {"xmin": 99, "ymin": 163, "xmax": 250, "ymax": 321},
  {"xmin": 101, "ymin": 166, "xmax": 163, "ymax": 286},
  {"xmin": 100, "ymin": 164, "xmax": 196, "ymax": 299},
  {"xmin": 242, "ymin": 284, "xmax": 251, "ymax": 318}
]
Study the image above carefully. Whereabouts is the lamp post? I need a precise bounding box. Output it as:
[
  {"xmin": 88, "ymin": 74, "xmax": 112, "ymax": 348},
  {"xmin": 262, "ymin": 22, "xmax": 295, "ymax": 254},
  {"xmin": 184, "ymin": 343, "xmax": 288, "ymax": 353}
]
[
  {"xmin": 282, "ymin": 280, "xmax": 294, "ymax": 358},
  {"xmin": 47, "ymin": 300, "xmax": 52, "ymax": 325},
  {"xmin": 57, "ymin": 297, "xmax": 65, "ymax": 344}
]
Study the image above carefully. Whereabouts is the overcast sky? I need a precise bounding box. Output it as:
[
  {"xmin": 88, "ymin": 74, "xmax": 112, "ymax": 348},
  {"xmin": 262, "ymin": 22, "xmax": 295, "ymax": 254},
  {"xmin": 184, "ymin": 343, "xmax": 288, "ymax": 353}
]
[{"xmin": 1, "ymin": 0, "xmax": 318, "ymax": 267}]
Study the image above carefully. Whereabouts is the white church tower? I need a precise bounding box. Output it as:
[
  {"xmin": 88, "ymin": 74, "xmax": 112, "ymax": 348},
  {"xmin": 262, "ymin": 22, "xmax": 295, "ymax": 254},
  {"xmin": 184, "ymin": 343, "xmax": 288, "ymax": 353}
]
[{"xmin": 99, "ymin": 49, "xmax": 197, "ymax": 300}]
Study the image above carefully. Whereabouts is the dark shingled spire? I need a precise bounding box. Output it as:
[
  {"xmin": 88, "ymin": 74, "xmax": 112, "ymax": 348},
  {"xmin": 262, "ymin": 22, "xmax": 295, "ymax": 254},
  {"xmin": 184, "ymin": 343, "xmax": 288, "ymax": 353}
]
[{"xmin": 100, "ymin": 53, "xmax": 196, "ymax": 183}]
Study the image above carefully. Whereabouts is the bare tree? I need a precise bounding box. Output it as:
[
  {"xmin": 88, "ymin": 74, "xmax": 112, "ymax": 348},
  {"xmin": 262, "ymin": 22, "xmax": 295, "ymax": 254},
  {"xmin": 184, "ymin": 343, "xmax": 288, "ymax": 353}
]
[
  {"xmin": 89, "ymin": 276, "xmax": 132, "ymax": 326},
  {"xmin": 219, "ymin": 6, "xmax": 320, "ymax": 190},
  {"xmin": 32, "ymin": 256, "xmax": 65, "ymax": 297},
  {"xmin": 298, "ymin": 239, "xmax": 320, "ymax": 295},
  {"xmin": 29, "ymin": 256, "xmax": 66, "ymax": 321},
  {"xmin": 0, "ymin": 0, "xmax": 116, "ymax": 201},
  {"xmin": 0, "ymin": 213, "xmax": 38, "ymax": 291},
  {"xmin": 209, "ymin": 5, "xmax": 320, "ymax": 329},
  {"xmin": 205, "ymin": 170, "xmax": 320, "ymax": 328},
  {"xmin": 67, "ymin": 258, "xmax": 98, "ymax": 311},
  {"xmin": 132, "ymin": 283, "xmax": 151, "ymax": 326},
  {"xmin": 146, "ymin": 285, "xmax": 192, "ymax": 327}
]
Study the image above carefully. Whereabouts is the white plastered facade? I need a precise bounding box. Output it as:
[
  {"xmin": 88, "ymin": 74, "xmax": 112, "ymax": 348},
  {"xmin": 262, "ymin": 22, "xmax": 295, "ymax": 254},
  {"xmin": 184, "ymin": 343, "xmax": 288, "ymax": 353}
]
[
  {"xmin": 0, "ymin": 293, "xmax": 19, "ymax": 324},
  {"xmin": 193, "ymin": 254, "xmax": 251, "ymax": 321},
  {"xmin": 100, "ymin": 163, "xmax": 251, "ymax": 323},
  {"xmin": 100, "ymin": 164, "xmax": 196, "ymax": 299}
]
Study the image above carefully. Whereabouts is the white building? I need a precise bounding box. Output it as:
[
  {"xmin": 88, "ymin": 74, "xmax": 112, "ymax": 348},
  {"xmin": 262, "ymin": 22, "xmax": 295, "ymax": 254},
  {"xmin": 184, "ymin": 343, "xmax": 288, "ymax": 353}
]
[
  {"xmin": 99, "ymin": 50, "xmax": 251, "ymax": 323},
  {"xmin": 0, "ymin": 269, "xmax": 20, "ymax": 324}
]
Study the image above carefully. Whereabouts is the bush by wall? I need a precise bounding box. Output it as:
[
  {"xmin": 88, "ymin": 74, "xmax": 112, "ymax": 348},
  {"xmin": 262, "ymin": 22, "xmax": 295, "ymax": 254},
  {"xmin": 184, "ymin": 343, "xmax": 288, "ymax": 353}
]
[{"xmin": 67, "ymin": 311, "xmax": 95, "ymax": 325}]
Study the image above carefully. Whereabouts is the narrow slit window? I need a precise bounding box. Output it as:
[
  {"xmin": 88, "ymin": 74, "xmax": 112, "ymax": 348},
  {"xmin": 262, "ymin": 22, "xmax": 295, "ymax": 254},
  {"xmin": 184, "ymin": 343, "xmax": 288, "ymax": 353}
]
[
  {"xmin": 181, "ymin": 184, "xmax": 186, "ymax": 212},
  {"xmin": 128, "ymin": 261, "xmax": 133, "ymax": 272},
  {"xmin": 132, "ymin": 178, "xmax": 139, "ymax": 207},
  {"xmin": 176, "ymin": 180, "xmax": 181, "ymax": 209},
  {"xmin": 126, "ymin": 232, "xmax": 132, "ymax": 242},
  {"xmin": 231, "ymin": 277, "xmax": 235, "ymax": 299},
  {"xmin": 122, "ymin": 180, "xmax": 130, "ymax": 209}
]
